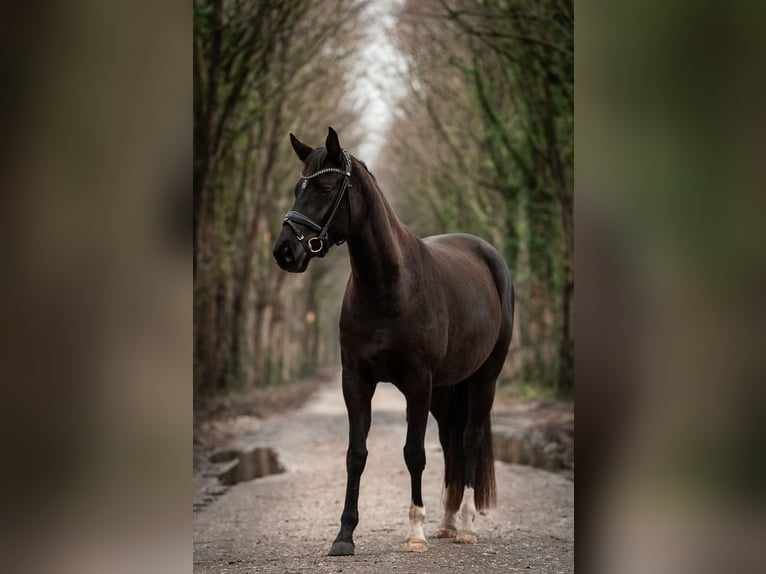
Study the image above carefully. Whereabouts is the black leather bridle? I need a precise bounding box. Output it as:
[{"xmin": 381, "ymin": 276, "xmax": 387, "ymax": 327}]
[{"xmin": 283, "ymin": 149, "xmax": 352, "ymax": 257}]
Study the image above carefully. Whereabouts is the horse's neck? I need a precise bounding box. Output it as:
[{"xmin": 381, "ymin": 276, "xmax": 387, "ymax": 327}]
[{"xmin": 347, "ymin": 180, "xmax": 415, "ymax": 294}]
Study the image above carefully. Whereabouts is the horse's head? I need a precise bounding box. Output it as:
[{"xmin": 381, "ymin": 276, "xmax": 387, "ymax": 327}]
[{"xmin": 273, "ymin": 127, "xmax": 356, "ymax": 273}]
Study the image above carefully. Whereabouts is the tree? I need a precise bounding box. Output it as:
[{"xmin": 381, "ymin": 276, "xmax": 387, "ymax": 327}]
[{"xmin": 193, "ymin": 0, "xmax": 368, "ymax": 398}]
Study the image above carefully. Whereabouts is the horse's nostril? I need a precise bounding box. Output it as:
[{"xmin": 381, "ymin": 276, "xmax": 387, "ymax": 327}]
[{"xmin": 280, "ymin": 244, "xmax": 294, "ymax": 264}]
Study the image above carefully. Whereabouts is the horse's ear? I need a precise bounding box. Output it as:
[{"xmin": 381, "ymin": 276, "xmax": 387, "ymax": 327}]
[
  {"xmin": 290, "ymin": 133, "xmax": 313, "ymax": 161},
  {"xmin": 325, "ymin": 126, "xmax": 343, "ymax": 165}
]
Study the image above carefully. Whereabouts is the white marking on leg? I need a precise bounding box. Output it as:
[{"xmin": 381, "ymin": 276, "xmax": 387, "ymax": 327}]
[
  {"xmin": 459, "ymin": 487, "xmax": 476, "ymax": 530},
  {"xmin": 401, "ymin": 504, "xmax": 428, "ymax": 552},
  {"xmin": 407, "ymin": 504, "xmax": 426, "ymax": 541},
  {"xmin": 433, "ymin": 486, "xmax": 458, "ymax": 538},
  {"xmin": 455, "ymin": 487, "xmax": 478, "ymax": 544},
  {"xmin": 438, "ymin": 508, "xmax": 458, "ymax": 531}
]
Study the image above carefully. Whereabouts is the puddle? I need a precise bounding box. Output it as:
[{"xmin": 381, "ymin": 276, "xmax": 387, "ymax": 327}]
[
  {"xmin": 209, "ymin": 447, "xmax": 285, "ymax": 485},
  {"xmin": 493, "ymin": 431, "xmax": 568, "ymax": 473}
]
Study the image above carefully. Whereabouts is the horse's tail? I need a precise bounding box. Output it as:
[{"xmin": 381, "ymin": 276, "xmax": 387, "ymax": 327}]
[
  {"xmin": 443, "ymin": 382, "xmax": 497, "ymax": 513},
  {"xmin": 443, "ymin": 247, "xmax": 511, "ymax": 513}
]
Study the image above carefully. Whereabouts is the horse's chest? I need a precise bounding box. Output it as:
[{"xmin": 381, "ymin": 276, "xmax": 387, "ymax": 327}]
[
  {"xmin": 340, "ymin": 316, "xmax": 438, "ymax": 379},
  {"xmin": 341, "ymin": 322, "xmax": 404, "ymax": 359}
]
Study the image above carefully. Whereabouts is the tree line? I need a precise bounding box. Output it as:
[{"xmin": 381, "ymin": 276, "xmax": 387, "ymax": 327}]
[
  {"xmin": 193, "ymin": 0, "xmax": 367, "ymax": 398},
  {"xmin": 193, "ymin": 0, "xmax": 573, "ymax": 398}
]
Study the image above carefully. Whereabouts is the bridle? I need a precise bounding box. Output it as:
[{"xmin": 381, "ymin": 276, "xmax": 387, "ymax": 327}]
[{"xmin": 283, "ymin": 149, "xmax": 352, "ymax": 256}]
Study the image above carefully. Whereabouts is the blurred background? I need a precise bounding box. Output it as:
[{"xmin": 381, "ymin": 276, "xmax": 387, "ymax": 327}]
[
  {"xmin": 0, "ymin": 0, "xmax": 763, "ymax": 572},
  {"xmin": 192, "ymin": 0, "xmax": 574, "ymax": 404}
]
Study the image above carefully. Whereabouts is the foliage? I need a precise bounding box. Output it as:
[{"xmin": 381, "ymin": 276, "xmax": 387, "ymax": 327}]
[
  {"xmin": 193, "ymin": 0, "xmax": 574, "ymax": 399},
  {"xmin": 193, "ymin": 0, "xmax": 367, "ymax": 397}
]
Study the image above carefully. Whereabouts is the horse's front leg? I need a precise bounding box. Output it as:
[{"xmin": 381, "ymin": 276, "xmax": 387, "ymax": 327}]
[
  {"xmin": 328, "ymin": 371, "xmax": 375, "ymax": 556},
  {"xmin": 401, "ymin": 379, "xmax": 432, "ymax": 553}
]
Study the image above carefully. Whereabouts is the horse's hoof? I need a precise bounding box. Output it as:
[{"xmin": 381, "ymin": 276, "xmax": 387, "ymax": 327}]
[
  {"xmin": 454, "ymin": 530, "xmax": 478, "ymax": 544},
  {"xmin": 401, "ymin": 537, "xmax": 428, "ymax": 552},
  {"xmin": 328, "ymin": 540, "xmax": 355, "ymax": 556},
  {"xmin": 432, "ymin": 527, "xmax": 457, "ymax": 539}
]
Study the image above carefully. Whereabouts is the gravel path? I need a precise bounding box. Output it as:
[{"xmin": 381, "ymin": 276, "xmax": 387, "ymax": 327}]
[{"xmin": 193, "ymin": 376, "xmax": 574, "ymax": 573}]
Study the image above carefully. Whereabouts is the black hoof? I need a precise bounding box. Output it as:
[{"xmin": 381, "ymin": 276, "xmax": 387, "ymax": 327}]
[{"xmin": 328, "ymin": 540, "xmax": 355, "ymax": 556}]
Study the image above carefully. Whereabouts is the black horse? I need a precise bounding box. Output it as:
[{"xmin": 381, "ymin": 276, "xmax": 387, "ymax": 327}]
[{"xmin": 273, "ymin": 127, "xmax": 514, "ymax": 556}]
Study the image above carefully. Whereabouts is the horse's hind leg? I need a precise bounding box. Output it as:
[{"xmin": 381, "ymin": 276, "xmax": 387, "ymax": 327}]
[
  {"xmin": 430, "ymin": 387, "xmax": 458, "ymax": 539},
  {"xmin": 400, "ymin": 375, "xmax": 432, "ymax": 552},
  {"xmin": 455, "ymin": 339, "xmax": 509, "ymax": 544},
  {"xmin": 453, "ymin": 374, "xmax": 496, "ymax": 544}
]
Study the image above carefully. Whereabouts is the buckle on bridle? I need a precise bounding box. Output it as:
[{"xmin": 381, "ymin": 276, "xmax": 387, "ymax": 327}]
[{"xmin": 307, "ymin": 237, "xmax": 324, "ymax": 253}]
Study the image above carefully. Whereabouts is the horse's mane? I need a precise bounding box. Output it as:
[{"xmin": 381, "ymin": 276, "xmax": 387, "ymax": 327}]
[
  {"xmin": 357, "ymin": 158, "xmax": 375, "ymax": 180},
  {"xmin": 353, "ymin": 156, "xmax": 377, "ymax": 185}
]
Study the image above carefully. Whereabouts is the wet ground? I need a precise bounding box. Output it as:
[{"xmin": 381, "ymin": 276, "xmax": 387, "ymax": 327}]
[{"xmin": 193, "ymin": 375, "xmax": 574, "ymax": 573}]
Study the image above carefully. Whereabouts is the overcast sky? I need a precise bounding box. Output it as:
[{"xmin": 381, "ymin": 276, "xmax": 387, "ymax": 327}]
[{"xmin": 351, "ymin": 0, "xmax": 408, "ymax": 165}]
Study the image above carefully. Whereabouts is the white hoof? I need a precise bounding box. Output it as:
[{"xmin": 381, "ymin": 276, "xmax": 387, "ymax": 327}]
[
  {"xmin": 455, "ymin": 530, "xmax": 478, "ymax": 544},
  {"xmin": 401, "ymin": 536, "xmax": 428, "ymax": 552},
  {"xmin": 432, "ymin": 526, "xmax": 457, "ymax": 539}
]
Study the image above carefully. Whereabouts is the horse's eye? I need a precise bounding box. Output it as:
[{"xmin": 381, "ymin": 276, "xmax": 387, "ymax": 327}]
[{"xmin": 320, "ymin": 185, "xmax": 334, "ymax": 194}]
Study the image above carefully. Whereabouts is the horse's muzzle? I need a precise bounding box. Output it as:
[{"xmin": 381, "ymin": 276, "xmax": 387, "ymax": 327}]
[{"xmin": 273, "ymin": 236, "xmax": 309, "ymax": 273}]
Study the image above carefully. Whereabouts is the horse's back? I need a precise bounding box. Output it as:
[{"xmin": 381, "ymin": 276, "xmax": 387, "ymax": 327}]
[
  {"xmin": 423, "ymin": 233, "xmax": 512, "ymax": 302},
  {"xmin": 421, "ymin": 233, "xmax": 514, "ymax": 385}
]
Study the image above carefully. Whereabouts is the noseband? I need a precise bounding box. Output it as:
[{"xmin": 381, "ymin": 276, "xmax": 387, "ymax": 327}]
[{"xmin": 283, "ymin": 149, "xmax": 352, "ymax": 256}]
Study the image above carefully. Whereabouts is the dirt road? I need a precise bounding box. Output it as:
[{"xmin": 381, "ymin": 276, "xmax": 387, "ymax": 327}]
[{"xmin": 193, "ymin": 377, "xmax": 574, "ymax": 573}]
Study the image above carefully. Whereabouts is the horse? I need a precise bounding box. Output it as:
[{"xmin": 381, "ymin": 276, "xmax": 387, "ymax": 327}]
[{"xmin": 272, "ymin": 127, "xmax": 514, "ymax": 556}]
